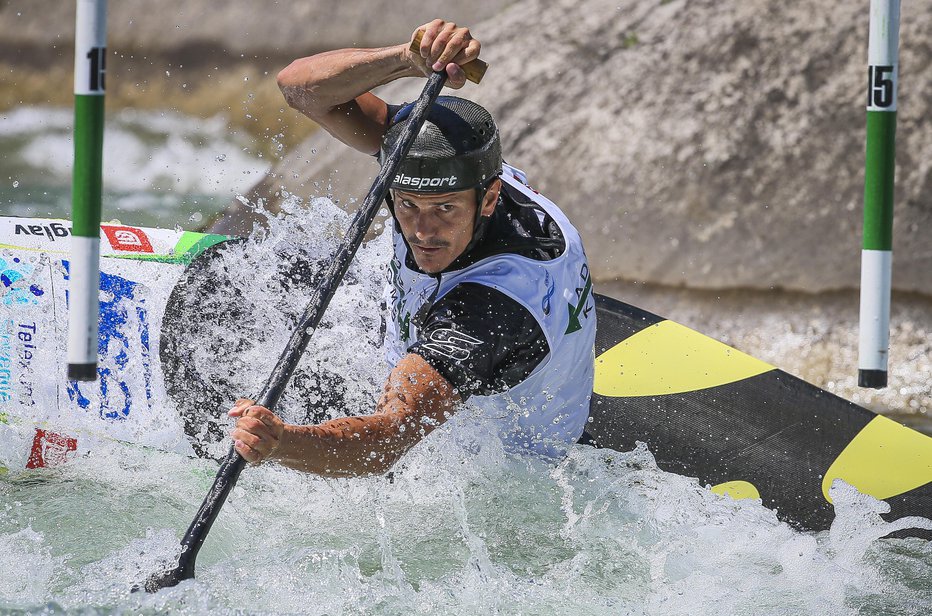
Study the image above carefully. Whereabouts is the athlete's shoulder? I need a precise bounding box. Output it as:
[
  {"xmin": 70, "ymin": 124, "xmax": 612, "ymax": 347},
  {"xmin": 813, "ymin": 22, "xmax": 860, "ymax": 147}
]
[
  {"xmin": 501, "ymin": 163, "xmax": 541, "ymax": 197},
  {"xmin": 412, "ymin": 282, "xmax": 549, "ymax": 399},
  {"xmin": 499, "ymin": 163, "xmax": 571, "ymax": 217}
]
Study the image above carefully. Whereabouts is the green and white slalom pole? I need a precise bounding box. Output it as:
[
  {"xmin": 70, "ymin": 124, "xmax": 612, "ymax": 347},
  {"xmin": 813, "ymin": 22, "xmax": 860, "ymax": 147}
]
[
  {"xmin": 67, "ymin": 0, "xmax": 108, "ymax": 382},
  {"xmin": 858, "ymin": 0, "xmax": 900, "ymax": 389}
]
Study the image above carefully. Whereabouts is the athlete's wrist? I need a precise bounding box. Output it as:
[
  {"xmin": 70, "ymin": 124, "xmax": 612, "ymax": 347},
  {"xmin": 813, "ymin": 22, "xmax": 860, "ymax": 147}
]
[
  {"xmin": 395, "ymin": 43, "xmax": 425, "ymax": 78},
  {"xmin": 265, "ymin": 423, "xmax": 296, "ymax": 463}
]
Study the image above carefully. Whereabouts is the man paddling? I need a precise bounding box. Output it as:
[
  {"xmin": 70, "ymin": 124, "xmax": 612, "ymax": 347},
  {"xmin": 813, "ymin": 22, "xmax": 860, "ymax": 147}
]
[{"xmin": 229, "ymin": 19, "xmax": 596, "ymax": 475}]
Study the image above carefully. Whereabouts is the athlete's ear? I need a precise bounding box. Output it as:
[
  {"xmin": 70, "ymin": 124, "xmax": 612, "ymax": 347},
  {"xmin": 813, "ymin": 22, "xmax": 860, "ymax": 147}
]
[{"xmin": 480, "ymin": 178, "xmax": 502, "ymax": 217}]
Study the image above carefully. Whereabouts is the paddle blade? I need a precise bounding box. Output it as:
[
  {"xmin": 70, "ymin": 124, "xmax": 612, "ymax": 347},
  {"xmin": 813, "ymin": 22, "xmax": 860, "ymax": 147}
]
[{"xmin": 138, "ymin": 557, "xmax": 193, "ymax": 593}]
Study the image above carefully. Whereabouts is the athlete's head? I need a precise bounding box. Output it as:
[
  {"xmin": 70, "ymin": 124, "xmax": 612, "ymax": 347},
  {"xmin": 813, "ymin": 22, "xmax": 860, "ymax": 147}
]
[{"xmin": 381, "ymin": 96, "xmax": 503, "ymax": 273}]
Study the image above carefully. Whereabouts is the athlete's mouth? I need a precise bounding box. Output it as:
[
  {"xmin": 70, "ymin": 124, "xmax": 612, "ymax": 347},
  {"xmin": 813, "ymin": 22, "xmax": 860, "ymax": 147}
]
[{"xmin": 410, "ymin": 242, "xmax": 447, "ymax": 253}]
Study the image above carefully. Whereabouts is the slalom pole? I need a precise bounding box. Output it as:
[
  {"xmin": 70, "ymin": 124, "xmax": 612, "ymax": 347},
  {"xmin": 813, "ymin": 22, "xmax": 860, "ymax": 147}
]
[
  {"xmin": 67, "ymin": 0, "xmax": 108, "ymax": 381},
  {"xmin": 858, "ymin": 0, "xmax": 900, "ymax": 389}
]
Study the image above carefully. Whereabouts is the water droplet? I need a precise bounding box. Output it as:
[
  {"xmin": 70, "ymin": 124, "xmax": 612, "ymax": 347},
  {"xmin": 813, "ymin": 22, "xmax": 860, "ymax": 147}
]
[
  {"xmin": 215, "ymin": 154, "xmax": 227, "ymax": 162},
  {"xmin": 12, "ymin": 180, "xmax": 19, "ymax": 188}
]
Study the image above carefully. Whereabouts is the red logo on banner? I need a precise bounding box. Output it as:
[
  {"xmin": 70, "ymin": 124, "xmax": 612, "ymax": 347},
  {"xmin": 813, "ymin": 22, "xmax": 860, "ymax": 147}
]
[
  {"xmin": 102, "ymin": 225, "xmax": 154, "ymax": 253},
  {"xmin": 26, "ymin": 429, "xmax": 78, "ymax": 468}
]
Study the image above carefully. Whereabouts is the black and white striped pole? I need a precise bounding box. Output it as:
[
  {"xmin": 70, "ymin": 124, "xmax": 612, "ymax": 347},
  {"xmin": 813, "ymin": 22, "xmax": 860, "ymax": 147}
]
[
  {"xmin": 858, "ymin": 0, "xmax": 900, "ymax": 389},
  {"xmin": 67, "ymin": 0, "xmax": 107, "ymax": 381}
]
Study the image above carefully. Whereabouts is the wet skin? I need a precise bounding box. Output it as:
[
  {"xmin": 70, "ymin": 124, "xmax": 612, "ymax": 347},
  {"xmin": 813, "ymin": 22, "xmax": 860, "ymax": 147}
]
[{"xmin": 393, "ymin": 179, "xmax": 501, "ymax": 273}]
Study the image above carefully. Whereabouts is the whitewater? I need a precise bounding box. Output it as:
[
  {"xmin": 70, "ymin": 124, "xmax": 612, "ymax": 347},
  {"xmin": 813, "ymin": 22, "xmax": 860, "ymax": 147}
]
[{"xmin": 1, "ymin": 107, "xmax": 931, "ymax": 614}]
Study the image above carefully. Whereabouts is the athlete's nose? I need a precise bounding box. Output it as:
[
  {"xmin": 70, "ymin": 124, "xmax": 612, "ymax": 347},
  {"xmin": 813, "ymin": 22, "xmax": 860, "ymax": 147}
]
[{"xmin": 413, "ymin": 209, "xmax": 440, "ymax": 241}]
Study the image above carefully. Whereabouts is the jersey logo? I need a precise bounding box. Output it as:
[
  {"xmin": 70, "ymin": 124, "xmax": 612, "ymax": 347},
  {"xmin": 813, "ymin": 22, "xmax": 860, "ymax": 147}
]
[
  {"xmin": 565, "ymin": 263, "xmax": 593, "ymax": 334},
  {"xmin": 421, "ymin": 328, "xmax": 483, "ymax": 361},
  {"xmin": 541, "ymin": 271, "xmax": 555, "ymax": 316},
  {"xmin": 509, "ymin": 166, "xmax": 539, "ymax": 194}
]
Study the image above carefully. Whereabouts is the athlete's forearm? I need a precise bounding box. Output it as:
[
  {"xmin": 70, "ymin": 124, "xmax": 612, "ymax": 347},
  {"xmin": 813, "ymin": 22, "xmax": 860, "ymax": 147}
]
[
  {"xmin": 271, "ymin": 411, "xmax": 432, "ymax": 477},
  {"xmin": 277, "ymin": 45, "xmax": 418, "ymax": 118},
  {"xmin": 270, "ymin": 354, "xmax": 458, "ymax": 477}
]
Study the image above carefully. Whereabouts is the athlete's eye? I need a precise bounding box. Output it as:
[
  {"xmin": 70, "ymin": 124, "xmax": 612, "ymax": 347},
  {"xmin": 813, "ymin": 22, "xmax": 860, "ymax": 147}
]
[
  {"xmin": 399, "ymin": 199, "xmax": 416, "ymax": 210},
  {"xmin": 436, "ymin": 203, "xmax": 454, "ymax": 213}
]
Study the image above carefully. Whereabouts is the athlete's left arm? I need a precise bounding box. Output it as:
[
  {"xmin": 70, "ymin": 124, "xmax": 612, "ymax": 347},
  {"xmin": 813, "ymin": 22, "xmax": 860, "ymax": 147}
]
[{"xmin": 230, "ymin": 353, "xmax": 459, "ymax": 476}]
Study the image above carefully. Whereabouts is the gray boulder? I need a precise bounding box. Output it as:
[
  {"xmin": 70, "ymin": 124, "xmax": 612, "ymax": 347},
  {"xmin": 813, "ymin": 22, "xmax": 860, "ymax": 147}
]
[
  {"xmin": 224, "ymin": 0, "xmax": 931, "ymax": 295},
  {"xmin": 0, "ymin": 0, "xmax": 510, "ymax": 56}
]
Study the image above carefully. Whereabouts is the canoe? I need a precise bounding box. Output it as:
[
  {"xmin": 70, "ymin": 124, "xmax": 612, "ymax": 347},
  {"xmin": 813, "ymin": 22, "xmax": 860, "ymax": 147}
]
[{"xmin": 2, "ymin": 216, "xmax": 929, "ymax": 535}]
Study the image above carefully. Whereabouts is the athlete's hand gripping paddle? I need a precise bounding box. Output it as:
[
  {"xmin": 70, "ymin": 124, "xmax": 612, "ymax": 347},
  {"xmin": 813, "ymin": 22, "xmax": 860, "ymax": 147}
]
[{"xmin": 142, "ymin": 49, "xmax": 486, "ymax": 593}]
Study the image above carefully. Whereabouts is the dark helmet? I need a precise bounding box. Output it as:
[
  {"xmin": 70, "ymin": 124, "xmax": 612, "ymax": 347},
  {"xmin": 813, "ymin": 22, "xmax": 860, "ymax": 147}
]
[{"xmin": 381, "ymin": 96, "xmax": 502, "ymax": 195}]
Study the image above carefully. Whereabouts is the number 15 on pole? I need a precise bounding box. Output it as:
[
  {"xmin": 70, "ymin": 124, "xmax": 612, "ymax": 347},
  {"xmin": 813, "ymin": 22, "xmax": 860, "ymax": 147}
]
[
  {"xmin": 858, "ymin": 0, "xmax": 900, "ymax": 389},
  {"xmin": 68, "ymin": 0, "xmax": 107, "ymax": 381}
]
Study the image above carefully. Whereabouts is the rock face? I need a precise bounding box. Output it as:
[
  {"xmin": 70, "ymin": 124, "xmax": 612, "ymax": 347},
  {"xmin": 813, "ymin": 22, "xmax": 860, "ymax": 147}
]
[
  {"xmin": 4, "ymin": 0, "xmax": 929, "ymax": 294},
  {"xmin": 231, "ymin": 0, "xmax": 931, "ymax": 296},
  {"xmin": 0, "ymin": 0, "xmax": 510, "ymax": 57}
]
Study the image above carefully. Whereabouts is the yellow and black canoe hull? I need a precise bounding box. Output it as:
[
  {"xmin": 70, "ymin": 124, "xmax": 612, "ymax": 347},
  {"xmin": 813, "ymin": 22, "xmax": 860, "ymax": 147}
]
[{"xmin": 588, "ymin": 293, "xmax": 932, "ymax": 535}]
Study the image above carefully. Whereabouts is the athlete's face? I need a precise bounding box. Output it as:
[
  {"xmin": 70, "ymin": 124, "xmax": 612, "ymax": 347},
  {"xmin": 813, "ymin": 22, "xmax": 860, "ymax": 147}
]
[{"xmin": 393, "ymin": 179, "xmax": 501, "ymax": 273}]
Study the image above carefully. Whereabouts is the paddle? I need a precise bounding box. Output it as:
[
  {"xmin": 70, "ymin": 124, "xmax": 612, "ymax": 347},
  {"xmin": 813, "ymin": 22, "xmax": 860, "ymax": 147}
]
[
  {"xmin": 160, "ymin": 34, "xmax": 488, "ymax": 458},
  {"xmin": 143, "ymin": 51, "xmax": 488, "ymax": 592}
]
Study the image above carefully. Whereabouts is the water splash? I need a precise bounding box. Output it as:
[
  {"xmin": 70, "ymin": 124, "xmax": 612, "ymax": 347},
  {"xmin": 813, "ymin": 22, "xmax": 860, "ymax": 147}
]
[
  {"xmin": 1, "ymin": 193, "xmax": 931, "ymax": 614},
  {"xmin": 2, "ymin": 425, "xmax": 931, "ymax": 614}
]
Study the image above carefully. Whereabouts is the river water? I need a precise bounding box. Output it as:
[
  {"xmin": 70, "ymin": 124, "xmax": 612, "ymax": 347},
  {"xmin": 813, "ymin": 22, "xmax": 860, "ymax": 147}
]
[
  {"xmin": 1, "ymin": 106, "xmax": 931, "ymax": 614},
  {"xmin": 0, "ymin": 106, "xmax": 263, "ymax": 229}
]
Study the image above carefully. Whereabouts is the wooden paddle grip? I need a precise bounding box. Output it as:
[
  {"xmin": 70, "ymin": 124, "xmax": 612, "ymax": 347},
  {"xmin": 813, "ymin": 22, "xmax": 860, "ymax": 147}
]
[{"xmin": 410, "ymin": 30, "xmax": 488, "ymax": 84}]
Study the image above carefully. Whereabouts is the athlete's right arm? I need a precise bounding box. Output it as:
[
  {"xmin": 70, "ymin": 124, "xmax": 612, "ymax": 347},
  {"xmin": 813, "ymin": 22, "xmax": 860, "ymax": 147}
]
[
  {"xmin": 228, "ymin": 353, "xmax": 459, "ymax": 477},
  {"xmin": 276, "ymin": 19, "xmax": 481, "ymax": 155}
]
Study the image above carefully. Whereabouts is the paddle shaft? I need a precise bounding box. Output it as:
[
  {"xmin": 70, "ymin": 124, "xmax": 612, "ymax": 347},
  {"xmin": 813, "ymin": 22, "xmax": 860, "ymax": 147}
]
[{"xmin": 146, "ymin": 71, "xmax": 449, "ymax": 590}]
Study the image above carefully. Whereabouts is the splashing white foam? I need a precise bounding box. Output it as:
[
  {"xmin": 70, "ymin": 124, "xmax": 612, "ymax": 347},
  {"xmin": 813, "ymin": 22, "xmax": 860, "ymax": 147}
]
[{"xmin": 1, "ymin": 192, "xmax": 931, "ymax": 614}]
